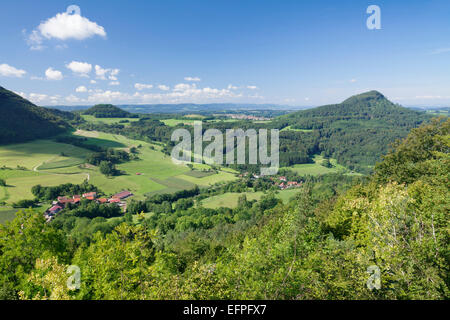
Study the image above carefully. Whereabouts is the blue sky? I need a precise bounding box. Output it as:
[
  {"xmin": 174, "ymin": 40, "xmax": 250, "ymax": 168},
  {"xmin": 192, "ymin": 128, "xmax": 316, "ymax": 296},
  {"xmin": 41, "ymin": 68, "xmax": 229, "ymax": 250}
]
[{"xmin": 1, "ymin": 0, "xmax": 450, "ymax": 107}]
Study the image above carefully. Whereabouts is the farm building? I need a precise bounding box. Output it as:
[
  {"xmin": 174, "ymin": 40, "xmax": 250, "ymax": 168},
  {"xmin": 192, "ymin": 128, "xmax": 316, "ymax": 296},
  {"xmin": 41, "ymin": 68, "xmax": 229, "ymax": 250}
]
[{"xmin": 112, "ymin": 190, "xmax": 133, "ymax": 200}]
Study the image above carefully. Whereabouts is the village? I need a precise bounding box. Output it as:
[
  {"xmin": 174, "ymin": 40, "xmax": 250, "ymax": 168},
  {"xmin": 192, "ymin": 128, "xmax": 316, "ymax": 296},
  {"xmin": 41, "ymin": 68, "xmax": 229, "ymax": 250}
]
[
  {"xmin": 275, "ymin": 176, "xmax": 301, "ymax": 190},
  {"xmin": 44, "ymin": 190, "xmax": 133, "ymax": 222},
  {"xmin": 239, "ymin": 172, "xmax": 303, "ymax": 190}
]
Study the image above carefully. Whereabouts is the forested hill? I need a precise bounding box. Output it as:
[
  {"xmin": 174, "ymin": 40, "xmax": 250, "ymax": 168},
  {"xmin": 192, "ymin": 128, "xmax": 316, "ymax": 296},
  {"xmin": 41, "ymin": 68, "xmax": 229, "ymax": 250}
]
[
  {"xmin": 83, "ymin": 104, "xmax": 136, "ymax": 118},
  {"xmin": 274, "ymin": 90, "xmax": 433, "ymax": 173},
  {"xmin": 0, "ymin": 86, "xmax": 70, "ymax": 145}
]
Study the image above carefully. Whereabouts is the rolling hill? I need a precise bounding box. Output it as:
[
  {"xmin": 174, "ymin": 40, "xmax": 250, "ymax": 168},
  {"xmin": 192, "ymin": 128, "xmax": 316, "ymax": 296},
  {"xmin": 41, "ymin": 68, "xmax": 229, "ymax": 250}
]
[
  {"xmin": 0, "ymin": 86, "xmax": 70, "ymax": 145},
  {"xmin": 274, "ymin": 91, "xmax": 434, "ymax": 173},
  {"xmin": 83, "ymin": 104, "xmax": 137, "ymax": 118}
]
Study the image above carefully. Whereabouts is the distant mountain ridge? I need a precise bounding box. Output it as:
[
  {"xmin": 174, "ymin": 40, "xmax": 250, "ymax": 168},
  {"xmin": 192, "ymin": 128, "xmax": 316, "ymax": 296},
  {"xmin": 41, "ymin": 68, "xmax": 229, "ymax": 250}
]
[{"xmin": 0, "ymin": 86, "xmax": 70, "ymax": 145}]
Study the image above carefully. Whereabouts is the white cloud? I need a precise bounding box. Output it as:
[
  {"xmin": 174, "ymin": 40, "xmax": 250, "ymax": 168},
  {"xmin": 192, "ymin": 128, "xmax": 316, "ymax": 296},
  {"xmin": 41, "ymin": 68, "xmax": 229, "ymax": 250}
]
[
  {"xmin": 95, "ymin": 65, "xmax": 108, "ymax": 79},
  {"xmin": 66, "ymin": 94, "xmax": 81, "ymax": 104},
  {"xmin": 247, "ymin": 85, "xmax": 258, "ymax": 90},
  {"xmin": 27, "ymin": 7, "xmax": 106, "ymax": 49},
  {"xmin": 350, "ymin": 79, "xmax": 357, "ymax": 83},
  {"xmin": 66, "ymin": 61, "xmax": 92, "ymax": 76},
  {"xmin": 174, "ymin": 83, "xmax": 193, "ymax": 92},
  {"xmin": 184, "ymin": 77, "xmax": 201, "ymax": 82},
  {"xmin": 45, "ymin": 67, "xmax": 63, "ymax": 80},
  {"xmin": 228, "ymin": 84, "xmax": 238, "ymax": 90},
  {"xmin": 109, "ymin": 69, "xmax": 120, "ymax": 81},
  {"xmin": 90, "ymin": 80, "xmax": 97, "ymax": 84},
  {"xmin": 0, "ymin": 63, "xmax": 27, "ymax": 77},
  {"xmin": 158, "ymin": 85, "xmax": 170, "ymax": 91},
  {"xmin": 135, "ymin": 83, "xmax": 153, "ymax": 90},
  {"xmin": 28, "ymin": 93, "xmax": 49, "ymax": 103},
  {"xmin": 109, "ymin": 81, "xmax": 120, "ymax": 86},
  {"xmin": 76, "ymin": 86, "xmax": 88, "ymax": 93},
  {"xmin": 87, "ymin": 90, "xmax": 131, "ymax": 103},
  {"xmin": 95, "ymin": 65, "xmax": 119, "ymax": 81},
  {"xmin": 13, "ymin": 91, "xmax": 27, "ymax": 99}
]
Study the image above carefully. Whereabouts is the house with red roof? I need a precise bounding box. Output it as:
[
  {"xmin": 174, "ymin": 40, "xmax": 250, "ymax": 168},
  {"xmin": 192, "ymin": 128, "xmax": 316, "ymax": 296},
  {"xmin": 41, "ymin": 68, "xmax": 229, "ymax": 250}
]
[
  {"xmin": 112, "ymin": 190, "xmax": 133, "ymax": 200},
  {"xmin": 49, "ymin": 205, "xmax": 62, "ymax": 214},
  {"xmin": 82, "ymin": 192, "xmax": 97, "ymax": 199}
]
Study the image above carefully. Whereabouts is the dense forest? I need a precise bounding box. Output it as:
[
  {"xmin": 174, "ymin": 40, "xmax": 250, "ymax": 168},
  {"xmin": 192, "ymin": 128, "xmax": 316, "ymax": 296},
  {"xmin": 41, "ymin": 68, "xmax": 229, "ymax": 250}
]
[
  {"xmin": 272, "ymin": 91, "xmax": 432, "ymax": 173},
  {"xmin": 83, "ymin": 104, "xmax": 138, "ymax": 118},
  {"xmin": 0, "ymin": 117, "xmax": 447, "ymax": 300},
  {"xmin": 0, "ymin": 87, "xmax": 70, "ymax": 144}
]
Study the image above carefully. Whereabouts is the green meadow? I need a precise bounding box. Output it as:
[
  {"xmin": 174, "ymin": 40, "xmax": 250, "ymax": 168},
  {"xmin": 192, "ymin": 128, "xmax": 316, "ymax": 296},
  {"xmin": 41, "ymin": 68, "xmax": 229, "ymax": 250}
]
[
  {"xmin": 280, "ymin": 126, "xmax": 314, "ymax": 132},
  {"xmin": 200, "ymin": 187, "xmax": 303, "ymax": 209},
  {"xmin": 285, "ymin": 155, "xmax": 350, "ymax": 176},
  {"xmin": 81, "ymin": 115, "xmax": 140, "ymax": 125},
  {"xmin": 0, "ymin": 129, "xmax": 237, "ymax": 211}
]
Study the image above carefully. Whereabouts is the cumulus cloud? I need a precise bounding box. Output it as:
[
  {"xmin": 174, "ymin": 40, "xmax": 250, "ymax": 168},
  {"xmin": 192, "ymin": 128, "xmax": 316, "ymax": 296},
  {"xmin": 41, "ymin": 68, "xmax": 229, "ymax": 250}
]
[
  {"xmin": 184, "ymin": 77, "xmax": 201, "ymax": 82},
  {"xmin": 76, "ymin": 86, "xmax": 88, "ymax": 93},
  {"xmin": 66, "ymin": 61, "xmax": 92, "ymax": 76},
  {"xmin": 227, "ymin": 84, "xmax": 238, "ymax": 90},
  {"xmin": 158, "ymin": 85, "xmax": 170, "ymax": 91},
  {"xmin": 0, "ymin": 63, "xmax": 27, "ymax": 77},
  {"xmin": 109, "ymin": 69, "xmax": 120, "ymax": 81},
  {"xmin": 135, "ymin": 83, "xmax": 153, "ymax": 91},
  {"xmin": 90, "ymin": 80, "xmax": 97, "ymax": 84},
  {"xmin": 247, "ymin": 85, "xmax": 259, "ymax": 90},
  {"xmin": 95, "ymin": 65, "xmax": 119, "ymax": 81},
  {"xmin": 109, "ymin": 81, "xmax": 120, "ymax": 86},
  {"xmin": 66, "ymin": 94, "xmax": 81, "ymax": 104},
  {"xmin": 45, "ymin": 67, "xmax": 63, "ymax": 80},
  {"xmin": 26, "ymin": 6, "xmax": 106, "ymax": 49}
]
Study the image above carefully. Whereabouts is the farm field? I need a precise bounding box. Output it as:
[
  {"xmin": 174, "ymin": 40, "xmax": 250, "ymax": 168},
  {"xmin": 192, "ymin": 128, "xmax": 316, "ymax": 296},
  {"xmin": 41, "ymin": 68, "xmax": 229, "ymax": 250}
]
[
  {"xmin": 0, "ymin": 130, "xmax": 238, "ymax": 209},
  {"xmin": 0, "ymin": 139, "xmax": 91, "ymax": 170}
]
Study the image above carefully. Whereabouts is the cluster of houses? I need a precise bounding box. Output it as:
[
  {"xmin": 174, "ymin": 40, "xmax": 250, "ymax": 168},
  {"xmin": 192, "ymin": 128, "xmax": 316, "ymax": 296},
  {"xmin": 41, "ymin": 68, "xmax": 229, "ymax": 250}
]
[
  {"xmin": 45, "ymin": 190, "xmax": 133, "ymax": 222},
  {"xmin": 237, "ymin": 172, "xmax": 303, "ymax": 190},
  {"xmin": 276, "ymin": 176, "xmax": 301, "ymax": 190}
]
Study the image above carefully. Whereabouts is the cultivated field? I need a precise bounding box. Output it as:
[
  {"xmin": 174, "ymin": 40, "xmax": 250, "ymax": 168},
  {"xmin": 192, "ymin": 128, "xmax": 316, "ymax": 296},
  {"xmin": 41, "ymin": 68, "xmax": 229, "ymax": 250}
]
[{"xmin": 0, "ymin": 130, "xmax": 237, "ymax": 208}]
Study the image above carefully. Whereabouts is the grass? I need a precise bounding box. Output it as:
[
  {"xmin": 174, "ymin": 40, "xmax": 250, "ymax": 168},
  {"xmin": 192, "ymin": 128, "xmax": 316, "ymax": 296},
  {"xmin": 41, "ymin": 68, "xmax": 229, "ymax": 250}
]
[
  {"xmin": 280, "ymin": 126, "xmax": 314, "ymax": 132},
  {"xmin": 0, "ymin": 128, "xmax": 239, "ymax": 220},
  {"xmin": 285, "ymin": 155, "xmax": 348, "ymax": 176},
  {"xmin": 200, "ymin": 188, "xmax": 304, "ymax": 209},
  {"xmin": 4, "ymin": 173, "xmax": 88, "ymax": 203},
  {"xmin": 0, "ymin": 207, "xmax": 18, "ymax": 225},
  {"xmin": 276, "ymin": 188, "xmax": 303, "ymax": 203},
  {"xmin": 161, "ymin": 119, "xmax": 196, "ymax": 127},
  {"xmin": 0, "ymin": 139, "xmax": 91, "ymax": 170},
  {"xmin": 184, "ymin": 170, "xmax": 216, "ymax": 178},
  {"xmin": 72, "ymin": 130, "xmax": 237, "ymax": 195},
  {"xmin": 200, "ymin": 191, "xmax": 265, "ymax": 209},
  {"xmin": 81, "ymin": 115, "xmax": 140, "ymax": 125}
]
